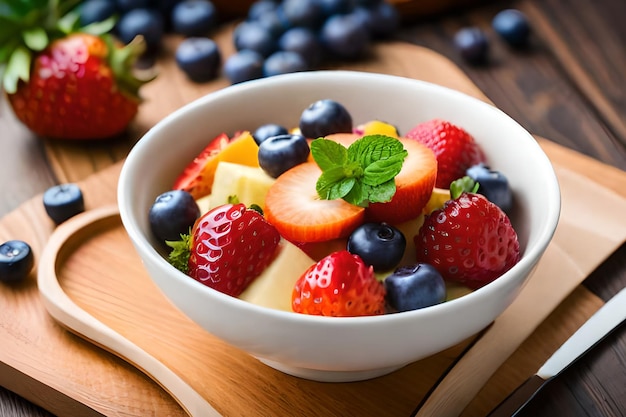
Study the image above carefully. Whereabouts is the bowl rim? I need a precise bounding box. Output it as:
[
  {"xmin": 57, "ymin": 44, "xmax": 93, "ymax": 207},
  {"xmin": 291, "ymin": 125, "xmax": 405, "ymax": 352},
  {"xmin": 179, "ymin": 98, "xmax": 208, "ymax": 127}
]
[{"xmin": 118, "ymin": 70, "xmax": 561, "ymax": 325}]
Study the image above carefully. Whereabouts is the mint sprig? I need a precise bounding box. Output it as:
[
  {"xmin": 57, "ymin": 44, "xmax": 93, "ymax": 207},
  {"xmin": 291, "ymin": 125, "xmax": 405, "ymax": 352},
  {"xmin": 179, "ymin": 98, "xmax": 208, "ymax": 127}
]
[{"xmin": 311, "ymin": 134, "xmax": 408, "ymax": 207}]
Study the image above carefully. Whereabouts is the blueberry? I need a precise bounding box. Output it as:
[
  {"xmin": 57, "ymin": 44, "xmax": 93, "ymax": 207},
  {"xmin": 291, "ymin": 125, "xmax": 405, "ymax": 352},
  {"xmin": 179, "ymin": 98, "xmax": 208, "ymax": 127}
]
[
  {"xmin": 384, "ymin": 263, "xmax": 446, "ymax": 312},
  {"xmin": 0, "ymin": 240, "xmax": 34, "ymax": 283},
  {"xmin": 233, "ymin": 21, "xmax": 277, "ymax": 57},
  {"xmin": 252, "ymin": 123, "xmax": 289, "ymax": 145},
  {"xmin": 278, "ymin": 27, "xmax": 323, "ymax": 67},
  {"xmin": 282, "ymin": 0, "xmax": 325, "ymax": 29},
  {"xmin": 43, "ymin": 183, "xmax": 85, "ymax": 224},
  {"xmin": 171, "ymin": 0, "xmax": 218, "ymax": 37},
  {"xmin": 466, "ymin": 163, "xmax": 513, "ymax": 213},
  {"xmin": 319, "ymin": 0, "xmax": 354, "ymax": 16},
  {"xmin": 247, "ymin": 0, "xmax": 279, "ymax": 20},
  {"xmin": 367, "ymin": 2, "xmax": 400, "ymax": 38},
  {"xmin": 149, "ymin": 190, "xmax": 201, "ymax": 243},
  {"xmin": 453, "ymin": 27, "xmax": 489, "ymax": 65},
  {"xmin": 223, "ymin": 50, "xmax": 264, "ymax": 84},
  {"xmin": 347, "ymin": 223, "xmax": 406, "ymax": 271},
  {"xmin": 320, "ymin": 14, "xmax": 370, "ymax": 59},
  {"xmin": 116, "ymin": 0, "xmax": 150, "ymax": 13},
  {"xmin": 257, "ymin": 134, "xmax": 310, "ymax": 178},
  {"xmin": 116, "ymin": 8, "xmax": 164, "ymax": 54},
  {"xmin": 299, "ymin": 99, "xmax": 353, "ymax": 138},
  {"xmin": 263, "ymin": 50, "xmax": 309, "ymax": 77},
  {"xmin": 175, "ymin": 37, "xmax": 221, "ymax": 82},
  {"xmin": 492, "ymin": 9, "xmax": 531, "ymax": 47},
  {"xmin": 79, "ymin": 0, "xmax": 117, "ymax": 26},
  {"xmin": 254, "ymin": 8, "xmax": 288, "ymax": 38}
]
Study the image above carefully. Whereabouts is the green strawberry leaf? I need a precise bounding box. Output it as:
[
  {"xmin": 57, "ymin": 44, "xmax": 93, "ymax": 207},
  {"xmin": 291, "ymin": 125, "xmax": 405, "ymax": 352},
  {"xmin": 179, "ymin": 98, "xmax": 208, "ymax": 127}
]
[
  {"xmin": 81, "ymin": 16, "xmax": 117, "ymax": 35},
  {"xmin": 450, "ymin": 176, "xmax": 480, "ymax": 199},
  {"xmin": 167, "ymin": 233, "xmax": 192, "ymax": 274},
  {"xmin": 22, "ymin": 27, "xmax": 48, "ymax": 51},
  {"xmin": 311, "ymin": 134, "xmax": 408, "ymax": 207},
  {"xmin": 3, "ymin": 46, "xmax": 31, "ymax": 94}
]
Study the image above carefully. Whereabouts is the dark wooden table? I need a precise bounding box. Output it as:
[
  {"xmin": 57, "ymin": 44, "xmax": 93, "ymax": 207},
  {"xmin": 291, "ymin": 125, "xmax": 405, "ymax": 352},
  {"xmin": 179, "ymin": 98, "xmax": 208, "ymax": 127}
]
[{"xmin": 1, "ymin": 0, "xmax": 625, "ymax": 415}]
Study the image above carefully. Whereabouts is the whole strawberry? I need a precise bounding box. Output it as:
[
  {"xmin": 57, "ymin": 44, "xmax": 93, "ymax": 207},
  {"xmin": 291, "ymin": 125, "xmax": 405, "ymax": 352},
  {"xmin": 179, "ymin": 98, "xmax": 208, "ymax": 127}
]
[
  {"xmin": 292, "ymin": 250, "xmax": 386, "ymax": 317},
  {"xmin": 170, "ymin": 203, "xmax": 281, "ymax": 297},
  {"xmin": 406, "ymin": 119, "xmax": 486, "ymax": 189},
  {"xmin": 1, "ymin": 1, "xmax": 153, "ymax": 140},
  {"xmin": 414, "ymin": 177, "xmax": 520, "ymax": 289}
]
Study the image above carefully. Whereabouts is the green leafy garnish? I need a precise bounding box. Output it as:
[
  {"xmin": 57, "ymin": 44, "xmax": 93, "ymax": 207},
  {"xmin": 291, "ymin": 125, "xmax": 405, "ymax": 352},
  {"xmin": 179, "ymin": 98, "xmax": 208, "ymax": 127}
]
[
  {"xmin": 450, "ymin": 176, "xmax": 480, "ymax": 199},
  {"xmin": 166, "ymin": 233, "xmax": 192, "ymax": 274},
  {"xmin": 311, "ymin": 134, "xmax": 408, "ymax": 207}
]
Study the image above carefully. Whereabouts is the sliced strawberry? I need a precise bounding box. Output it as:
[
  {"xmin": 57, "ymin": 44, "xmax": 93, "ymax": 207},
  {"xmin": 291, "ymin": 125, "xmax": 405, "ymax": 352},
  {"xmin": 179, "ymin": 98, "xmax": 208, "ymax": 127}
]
[
  {"xmin": 326, "ymin": 133, "xmax": 438, "ymax": 224},
  {"xmin": 292, "ymin": 250, "xmax": 386, "ymax": 317},
  {"xmin": 264, "ymin": 161, "xmax": 365, "ymax": 243},
  {"xmin": 172, "ymin": 132, "xmax": 231, "ymax": 199},
  {"xmin": 406, "ymin": 119, "xmax": 486, "ymax": 189},
  {"xmin": 187, "ymin": 203, "xmax": 281, "ymax": 297},
  {"xmin": 414, "ymin": 192, "xmax": 520, "ymax": 289}
]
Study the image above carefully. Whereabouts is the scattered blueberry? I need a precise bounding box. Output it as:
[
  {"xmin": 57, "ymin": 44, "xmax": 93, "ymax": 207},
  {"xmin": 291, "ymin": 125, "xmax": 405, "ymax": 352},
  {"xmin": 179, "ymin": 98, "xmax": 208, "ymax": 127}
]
[
  {"xmin": 149, "ymin": 190, "xmax": 201, "ymax": 243},
  {"xmin": 453, "ymin": 26, "xmax": 489, "ymax": 65},
  {"xmin": 319, "ymin": 0, "xmax": 354, "ymax": 16},
  {"xmin": 0, "ymin": 240, "xmax": 34, "ymax": 283},
  {"xmin": 223, "ymin": 49, "xmax": 265, "ymax": 84},
  {"xmin": 79, "ymin": 0, "xmax": 117, "ymax": 26},
  {"xmin": 171, "ymin": 0, "xmax": 218, "ymax": 37},
  {"xmin": 347, "ymin": 223, "xmax": 406, "ymax": 271},
  {"xmin": 175, "ymin": 37, "xmax": 221, "ymax": 82},
  {"xmin": 43, "ymin": 183, "xmax": 85, "ymax": 224},
  {"xmin": 257, "ymin": 133, "xmax": 310, "ymax": 178},
  {"xmin": 233, "ymin": 21, "xmax": 277, "ymax": 57},
  {"xmin": 384, "ymin": 263, "xmax": 446, "ymax": 312},
  {"xmin": 116, "ymin": 8, "xmax": 164, "ymax": 54},
  {"xmin": 247, "ymin": 0, "xmax": 280, "ymax": 21},
  {"xmin": 492, "ymin": 9, "xmax": 531, "ymax": 47},
  {"xmin": 116, "ymin": 0, "xmax": 150, "ymax": 13},
  {"xmin": 254, "ymin": 8, "xmax": 288, "ymax": 38},
  {"xmin": 263, "ymin": 50, "xmax": 309, "ymax": 77},
  {"xmin": 320, "ymin": 14, "xmax": 370, "ymax": 59},
  {"xmin": 466, "ymin": 163, "xmax": 513, "ymax": 213},
  {"xmin": 282, "ymin": 0, "xmax": 325, "ymax": 29},
  {"xmin": 252, "ymin": 123, "xmax": 289, "ymax": 145},
  {"xmin": 299, "ymin": 99, "xmax": 353, "ymax": 138},
  {"xmin": 366, "ymin": 1, "xmax": 400, "ymax": 38},
  {"xmin": 278, "ymin": 27, "xmax": 323, "ymax": 67}
]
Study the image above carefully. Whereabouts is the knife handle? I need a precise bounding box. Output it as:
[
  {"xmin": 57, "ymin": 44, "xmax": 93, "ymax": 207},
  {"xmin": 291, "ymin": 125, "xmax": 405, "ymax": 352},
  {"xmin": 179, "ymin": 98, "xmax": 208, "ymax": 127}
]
[{"xmin": 486, "ymin": 375, "xmax": 547, "ymax": 417}]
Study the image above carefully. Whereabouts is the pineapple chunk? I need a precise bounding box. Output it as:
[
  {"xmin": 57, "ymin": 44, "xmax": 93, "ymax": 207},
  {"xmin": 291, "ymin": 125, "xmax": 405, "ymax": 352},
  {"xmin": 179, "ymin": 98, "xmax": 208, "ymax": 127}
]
[
  {"xmin": 209, "ymin": 161, "xmax": 275, "ymax": 210},
  {"xmin": 240, "ymin": 240, "xmax": 315, "ymax": 312}
]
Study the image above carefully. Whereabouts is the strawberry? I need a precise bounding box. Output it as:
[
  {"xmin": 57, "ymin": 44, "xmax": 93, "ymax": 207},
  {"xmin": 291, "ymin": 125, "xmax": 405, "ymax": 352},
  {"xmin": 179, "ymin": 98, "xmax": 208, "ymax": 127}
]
[
  {"xmin": 292, "ymin": 250, "xmax": 386, "ymax": 317},
  {"xmin": 170, "ymin": 203, "xmax": 281, "ymax": 297},
  {"xmin": 264, "ymin": 161, "xmax": 366, "ymax": 243},
  {"xmin": 1, "ymin": 1, "xmax": 154, "ymax": 140},
  {"xmin": 326, "ymin": 133, "xmax": 438, "ymax": 224},
  {"xmin": 172, "ymin": 130, "xmax": 260, "ymax": 200},
  {"xmin": 414, "ymin": 178, "xmax": 520, "ymax": 289},
  {"xmin": 405, "ymin": 119, "xmax": 486, "ymax": 189},
  {"xmin": 172, "ymin": 132, "xmax": 232, "ymax": 199}
]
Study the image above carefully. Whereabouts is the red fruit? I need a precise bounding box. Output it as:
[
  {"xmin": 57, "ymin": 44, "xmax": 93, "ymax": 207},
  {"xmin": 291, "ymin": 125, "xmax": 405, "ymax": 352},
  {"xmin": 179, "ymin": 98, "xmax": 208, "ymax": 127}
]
[
  {"xmin": 405, "ymin": 119, "xmax": 486, "ymax": 189},
  {"xmin": 188, "ymin": 203, "xmax": 281, "ymax": 297},
  {"xmin": 414, "ymin": 192, "xmax": 520, "ymax": 289},
  {"xmin": 6, "ymin": 33, "xmax": 152, "ymax": 140},
  {"xmin": 172, "ymin": 132, "xmax": 232, "ymax": 199},
  {"xmin": 292, "ymin": 250, "xmax": 386, "ymax": 317},
  {"xmin": 326, "ymin": 133, "xmax": 438, "ymax": 224},
  {"xmin": 264, "ymin": 161, "xmax": 366, "ymax": 243}
]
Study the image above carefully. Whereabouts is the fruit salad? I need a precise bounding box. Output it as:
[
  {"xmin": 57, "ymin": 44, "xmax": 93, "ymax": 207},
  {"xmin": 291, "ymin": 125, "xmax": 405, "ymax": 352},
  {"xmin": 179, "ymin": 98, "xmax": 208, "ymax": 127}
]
[{"xmin": 148, "ymin": 99, "xmax": 521, "ymax": 317}]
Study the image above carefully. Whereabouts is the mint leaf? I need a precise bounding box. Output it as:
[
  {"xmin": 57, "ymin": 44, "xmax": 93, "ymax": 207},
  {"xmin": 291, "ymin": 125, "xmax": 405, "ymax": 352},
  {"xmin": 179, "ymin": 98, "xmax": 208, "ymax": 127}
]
[
  {"xmin": 22, "ymin": 27, "xmax": 48, "ymax": 51},
  {"xmin": 310, "ymin": 138, "xmax": 347, "ymax": 170},
  {"xmin": 311, "ymin": 134, "xmax": 408, "ymax": 207}
]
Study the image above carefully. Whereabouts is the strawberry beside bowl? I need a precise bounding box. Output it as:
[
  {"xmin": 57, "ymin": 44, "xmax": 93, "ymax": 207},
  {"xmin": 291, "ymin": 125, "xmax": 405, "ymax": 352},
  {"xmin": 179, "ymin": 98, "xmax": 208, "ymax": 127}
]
[{"xmin": 118, "ymin": 71, "xmax": 560, "ymax": 382}]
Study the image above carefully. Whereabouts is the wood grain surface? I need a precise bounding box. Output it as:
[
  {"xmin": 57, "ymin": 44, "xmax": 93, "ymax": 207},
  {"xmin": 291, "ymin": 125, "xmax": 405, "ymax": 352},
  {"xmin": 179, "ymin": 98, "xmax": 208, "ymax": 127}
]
[{"xmin": 1, "ymin": 0, "xmax": 625, "ymax": 415}]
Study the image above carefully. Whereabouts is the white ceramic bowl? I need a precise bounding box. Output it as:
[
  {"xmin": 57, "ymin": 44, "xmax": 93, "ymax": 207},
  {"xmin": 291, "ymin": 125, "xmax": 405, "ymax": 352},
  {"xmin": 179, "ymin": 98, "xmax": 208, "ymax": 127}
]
[{"xmin": 118, "ymin": 71, "xmax": 560, "ymax": 382}]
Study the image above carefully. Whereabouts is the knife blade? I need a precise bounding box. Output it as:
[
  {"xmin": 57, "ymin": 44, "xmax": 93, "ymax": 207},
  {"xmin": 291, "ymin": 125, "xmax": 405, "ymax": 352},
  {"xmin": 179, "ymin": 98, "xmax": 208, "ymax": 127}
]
[{"xmin": 486, "ymin": 287, "xmax": 626, "ymax": 417}]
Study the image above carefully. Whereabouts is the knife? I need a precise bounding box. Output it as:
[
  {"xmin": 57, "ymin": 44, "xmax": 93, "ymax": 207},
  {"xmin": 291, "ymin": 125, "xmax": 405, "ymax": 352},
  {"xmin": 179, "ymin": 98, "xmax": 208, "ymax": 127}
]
[{"xmin": 486, "ymin": 287, "xmax": 626, "ymax": 417}]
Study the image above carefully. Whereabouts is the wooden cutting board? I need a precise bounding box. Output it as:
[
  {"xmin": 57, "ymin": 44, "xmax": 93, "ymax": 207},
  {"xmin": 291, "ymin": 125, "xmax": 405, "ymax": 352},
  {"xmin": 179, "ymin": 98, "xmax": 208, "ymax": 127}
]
[{"xmin": 2, "ymin": 29, "xmax": 626, "ymax": 416}]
